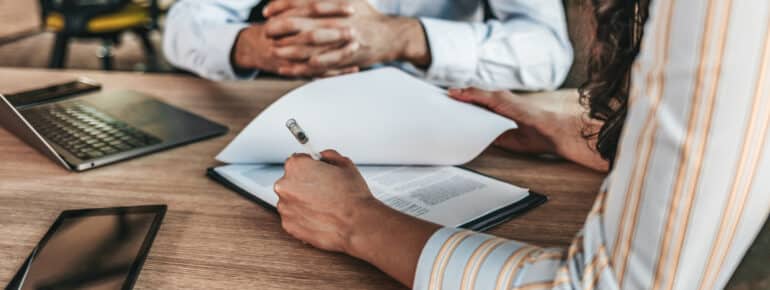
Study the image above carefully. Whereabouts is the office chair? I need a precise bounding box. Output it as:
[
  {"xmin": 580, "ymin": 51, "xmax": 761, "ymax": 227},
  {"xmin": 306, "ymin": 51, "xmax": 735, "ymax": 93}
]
[{"xmin": 40, "ymin": 0, "xmax": 160, "ymax": 71}]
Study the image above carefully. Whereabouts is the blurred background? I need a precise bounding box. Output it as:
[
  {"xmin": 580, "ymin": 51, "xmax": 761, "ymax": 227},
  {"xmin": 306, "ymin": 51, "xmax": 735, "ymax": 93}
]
[
  {"xmin": 0, "ymin": 0, "xmax": 595, "ymax": 89},
  {"xmin": 0, "ymin": 0, "xmax": 175, "ymax": 72}
]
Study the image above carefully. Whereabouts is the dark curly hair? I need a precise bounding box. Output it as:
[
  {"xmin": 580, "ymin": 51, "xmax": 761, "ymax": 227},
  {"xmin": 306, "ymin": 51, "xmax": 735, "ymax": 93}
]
[{"xmin": 579, "ymin": 0, "xmax": 651, "ymax": 166}]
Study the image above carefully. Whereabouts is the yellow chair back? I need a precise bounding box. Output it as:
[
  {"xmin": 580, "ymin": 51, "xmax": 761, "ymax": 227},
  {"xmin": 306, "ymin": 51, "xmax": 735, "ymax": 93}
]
[{"xmin": 45, "ymin": 3, "xmax": 150, "ymax": 34}]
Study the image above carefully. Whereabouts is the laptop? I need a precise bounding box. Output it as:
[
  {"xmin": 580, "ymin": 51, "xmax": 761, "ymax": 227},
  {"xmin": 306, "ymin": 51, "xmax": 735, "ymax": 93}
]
[{"xmin": 0, "ymin": 78, "xmax": 228, "ymax": 171}]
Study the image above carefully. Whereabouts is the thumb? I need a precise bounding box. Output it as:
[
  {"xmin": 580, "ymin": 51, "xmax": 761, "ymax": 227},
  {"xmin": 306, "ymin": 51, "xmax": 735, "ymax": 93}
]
[
  {"xmin": 448, "ymin": 88, "xmax": 529, "ymax": 121},
  {"xmin": 448, "ymin": 88, "xmax": 502, "ymax": 108},
  {"xmin": 320, "ymin": 149, "xmax": 353, "ymax": 167}
]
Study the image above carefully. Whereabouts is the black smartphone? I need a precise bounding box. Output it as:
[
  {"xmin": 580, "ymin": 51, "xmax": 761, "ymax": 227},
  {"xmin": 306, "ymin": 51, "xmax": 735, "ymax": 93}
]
[
  {"xmin": 5, "ymin": 205, "xmax": 166, "ymax": 290},
  {"xmin": 4, "ymin": 78, "xmax": 101, "ymax": 109}
]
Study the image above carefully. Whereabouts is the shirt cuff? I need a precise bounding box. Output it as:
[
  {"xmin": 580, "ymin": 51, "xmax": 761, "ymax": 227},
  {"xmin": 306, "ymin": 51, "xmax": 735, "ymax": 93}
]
[
  {"xmin": 412, "ymin": 228, "xmax": 493, "ymax": 290},
  {"xmin": 413, "ymin": 227, "xmax": 537, "ymax": 290},
  {"xmin": 414, "ymin": 228, "xmax": 464, "ymax": 290},
  {"xmin": 419, "ymin": 18, "xmax": 479, "ymax": 87},
  {"xmin": 203, "ymin": 23, "xmax": 258, "ymax": 81}
]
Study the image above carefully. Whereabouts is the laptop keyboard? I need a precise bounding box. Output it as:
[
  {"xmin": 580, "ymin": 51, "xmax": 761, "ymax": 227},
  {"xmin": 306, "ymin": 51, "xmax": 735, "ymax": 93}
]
[{"xmin": 23, "ymin": 101, "xmax": 162, "ymax": 160}]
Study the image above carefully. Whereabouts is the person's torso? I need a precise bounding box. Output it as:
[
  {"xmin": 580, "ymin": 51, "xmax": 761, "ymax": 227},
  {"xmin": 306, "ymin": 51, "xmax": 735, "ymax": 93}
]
[
  {"xmin": 368, "ymin": 0, "xmax": 485, "ymax": 21},
  {"xmin": 248, "ymin": 0, "xmax": 489, "ymax": 23}
]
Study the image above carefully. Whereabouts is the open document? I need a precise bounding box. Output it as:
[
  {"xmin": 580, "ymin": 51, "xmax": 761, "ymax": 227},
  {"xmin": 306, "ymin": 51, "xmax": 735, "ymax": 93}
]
[
  {"xmin": 216, "ymin": 68, "xmax": 517, "ymax": 165},
  {"xmin": 212, "ymin": 165, "xmax": 533, "ymax": 227},
  {"xmin": 210, "ymin": 68, "xmax": 545, "ymax": 231}
]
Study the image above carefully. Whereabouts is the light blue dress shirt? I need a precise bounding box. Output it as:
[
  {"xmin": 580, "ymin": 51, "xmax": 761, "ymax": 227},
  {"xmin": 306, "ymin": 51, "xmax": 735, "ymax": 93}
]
[{"xmin": 162, "ymin": 0, "xmax": 573, "ymax": 90}]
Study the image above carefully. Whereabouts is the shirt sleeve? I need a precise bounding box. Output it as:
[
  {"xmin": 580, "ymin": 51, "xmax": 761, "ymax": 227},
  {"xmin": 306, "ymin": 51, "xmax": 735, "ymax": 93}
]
[
  {"xmin": 418, "ymin": 0, "xmax": 573, "ymax": 91},
  {"xmin": 162, "ymin": 0, "xmax": 261, "ymax": 81},
  {"xmin": 413, "ymin": 228, "xmax": 568, "ymax": 290},
  {"xmin": 412, "ymin": 0, "xmax": 770, "ymax": 289}
]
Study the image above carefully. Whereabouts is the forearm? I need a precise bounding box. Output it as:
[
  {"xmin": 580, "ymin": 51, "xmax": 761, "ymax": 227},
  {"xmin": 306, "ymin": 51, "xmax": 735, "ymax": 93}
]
[
  {"xmin": 385, "ymin": 17, "xmax": 432, "ymax": 68},
  {"xmin": 162, "ymin": 0, "xmax": 258, "ymax": 80},
  {"xmin": 553, "ymin": 113, "xmax": 609, "ymax": 172},
  {"xmin": 528, "ymin": 90, "xmax": 609, "ymax": 172},
  {"xmin": 232, "ymin": 24, "xmax": 273, "ymax": 73},
  {"xmin": 559, "ymin": 107, "xmax": 609, "ymax": 172},
  {"xmin": 560, "ymin": 137, "xmax": 610, "ymax": 172},
  {"xmin": 346, "ymin": 201, "xmax": 441, "ymax": 287}
]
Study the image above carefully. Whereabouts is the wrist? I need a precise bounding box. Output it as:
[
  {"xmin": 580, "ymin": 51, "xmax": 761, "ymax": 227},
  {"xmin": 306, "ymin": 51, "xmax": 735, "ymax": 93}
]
[
  {"xmin": 552, "ymin": 116, "xmax": 610, "ymax": 172},
  {"xmin": 343, "ymin": 197, "xmax": 392, "ymax": 259},
  {"xmin": 232, "ymin": 24, "xmax": 272, "ymax": 71},
  {"xmin": 384, "ymin": 17, "xmax": 431, "ymax": 67},
  {"xmin": 340, "ymin": 192, "xmax": 442, "ymax": 287}
]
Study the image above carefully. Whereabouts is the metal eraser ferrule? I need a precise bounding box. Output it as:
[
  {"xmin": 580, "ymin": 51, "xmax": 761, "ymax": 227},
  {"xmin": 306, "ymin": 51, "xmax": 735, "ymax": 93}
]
[{"xmin": 286, "ymin": 118, "xmax": 309, "ymax": 144}]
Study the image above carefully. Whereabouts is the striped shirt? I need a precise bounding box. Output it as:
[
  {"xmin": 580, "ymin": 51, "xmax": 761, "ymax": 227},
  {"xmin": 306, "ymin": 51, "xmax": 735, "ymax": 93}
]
[{"xmin": 412, "ymin": 0, "xmax": 770, "ymax": 289}]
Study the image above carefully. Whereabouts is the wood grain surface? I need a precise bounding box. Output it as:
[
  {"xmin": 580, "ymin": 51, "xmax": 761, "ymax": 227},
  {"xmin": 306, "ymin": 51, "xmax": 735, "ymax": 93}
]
[{"xmin": 0, "ymin": 68, "xmax": 605, "ymax": 290}]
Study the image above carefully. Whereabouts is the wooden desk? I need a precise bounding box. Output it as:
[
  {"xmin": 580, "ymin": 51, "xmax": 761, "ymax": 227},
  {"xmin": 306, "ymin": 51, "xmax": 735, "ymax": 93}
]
[{"xmin": 0, "ymin": 68, "xmax": 605, "ymax": 289}]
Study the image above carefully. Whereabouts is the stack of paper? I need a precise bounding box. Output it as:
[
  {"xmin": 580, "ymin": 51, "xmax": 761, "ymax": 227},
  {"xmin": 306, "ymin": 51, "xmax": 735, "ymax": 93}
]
[
  {"xmin": 216, "ymin": 67, "xmax": 517, "ymax": 165},
  {"xmin": 210, "ymin": 68, "xmax": 544, "ymax": 231}
]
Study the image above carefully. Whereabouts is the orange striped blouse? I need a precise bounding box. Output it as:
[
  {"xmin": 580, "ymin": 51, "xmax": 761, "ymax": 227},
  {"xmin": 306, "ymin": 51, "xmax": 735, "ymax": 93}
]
[{"xmin": 412, "ymin": 0, "xmax": 770, "ymax": 289}]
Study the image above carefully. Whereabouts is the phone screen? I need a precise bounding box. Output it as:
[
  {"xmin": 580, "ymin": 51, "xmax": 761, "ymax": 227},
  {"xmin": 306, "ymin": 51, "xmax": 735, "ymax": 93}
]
[
  {"xmin": 9, "ymin": 206, "xmax": 165, "ymax": 290},
  {"xmin": 4, "ymin": 80, "xmax": 101, "ymax": 108}
]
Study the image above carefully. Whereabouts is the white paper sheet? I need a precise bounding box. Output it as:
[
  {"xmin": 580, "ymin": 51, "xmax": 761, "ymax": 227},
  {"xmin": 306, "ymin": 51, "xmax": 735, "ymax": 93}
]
[
  {"xmin": 216, "ymin": 68, "xmax": 517, "ymax": 165},
  {"xmin": 214, "ymin": 164, "xmax": 530, "ymax": 227}
]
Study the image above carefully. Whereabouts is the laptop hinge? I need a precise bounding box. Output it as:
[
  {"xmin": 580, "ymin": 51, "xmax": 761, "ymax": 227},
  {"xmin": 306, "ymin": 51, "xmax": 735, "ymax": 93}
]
[{"xmin": 0, "ymin": 94, "xmax": 72, "ymax": 170}]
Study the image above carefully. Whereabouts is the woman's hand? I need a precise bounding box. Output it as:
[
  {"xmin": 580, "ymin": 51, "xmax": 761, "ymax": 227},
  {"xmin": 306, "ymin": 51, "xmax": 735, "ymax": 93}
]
[
  {"xmin": 274, "ymin": 150, "xmax": 441, "ymax": 287},
  {"xmin": 274, "ymin": 150, "xmax": 377, "ymax": 252},
  {"xmin": 448, "ymin": 88, "xmax": 609, "ymax": 172}
]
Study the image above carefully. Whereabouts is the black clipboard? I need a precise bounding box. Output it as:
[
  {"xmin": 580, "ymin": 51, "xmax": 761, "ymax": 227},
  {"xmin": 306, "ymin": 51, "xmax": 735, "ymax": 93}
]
[{"xmin": 206, "ymin": 167, "xmax": 547, "ymax": 232}]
